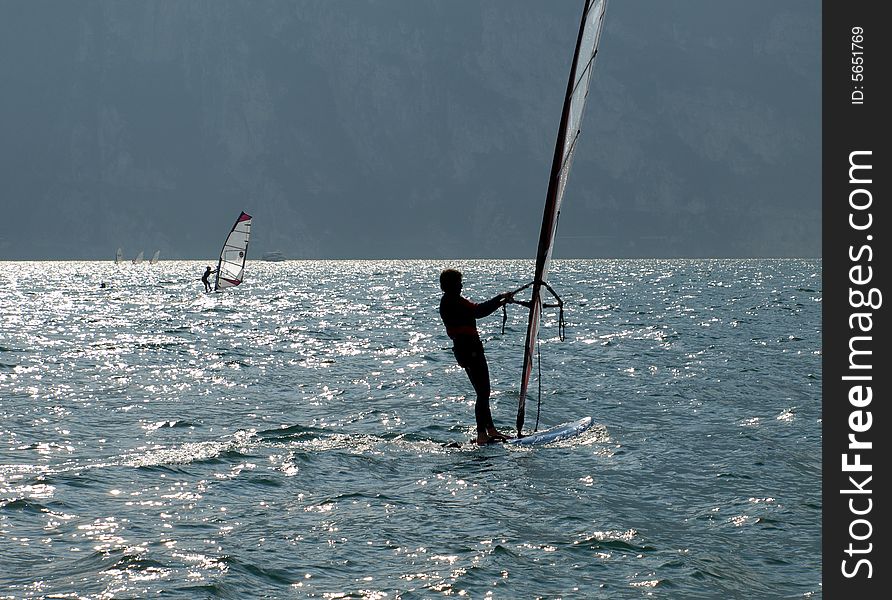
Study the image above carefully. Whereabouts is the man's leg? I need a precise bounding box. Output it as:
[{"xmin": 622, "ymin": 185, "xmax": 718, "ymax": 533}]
[{"xmin": 465, "ymin": 358, "xmax": 497, "ymax": 443}]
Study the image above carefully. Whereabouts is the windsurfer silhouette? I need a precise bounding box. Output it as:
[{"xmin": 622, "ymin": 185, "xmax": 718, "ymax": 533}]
[
  {"xmin": 438, "ymin": 268, "xmax": 514, "ymax": 445},
  {"xmin": 201, "ymin": 266, "xmax": 216, "ymax": 292}
]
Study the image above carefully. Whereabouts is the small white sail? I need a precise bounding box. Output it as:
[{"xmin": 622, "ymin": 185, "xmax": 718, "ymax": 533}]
[{"xmin": 214, "ymin": 212, "xmax": 252, "ymax": 291}]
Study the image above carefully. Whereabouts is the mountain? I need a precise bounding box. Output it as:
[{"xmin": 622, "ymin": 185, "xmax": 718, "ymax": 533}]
[{"xmin": 0, "ymin": 1, "xmax": 820, "ymax": 259}]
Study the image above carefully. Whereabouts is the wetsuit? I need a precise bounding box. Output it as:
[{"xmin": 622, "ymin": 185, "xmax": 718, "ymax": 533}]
[
  {"xmin": 201, "ymin": 268, "xmax": 214, "ymax": 292},
  {"xmin": 439, "ymin": 292, "xmax": 504, "ymax": 437}
]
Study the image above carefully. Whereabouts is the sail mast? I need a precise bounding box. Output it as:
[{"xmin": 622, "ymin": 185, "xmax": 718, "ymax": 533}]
[{"xmin": 517, "ymin": 0, "xmax": 608, "ymax": 436}]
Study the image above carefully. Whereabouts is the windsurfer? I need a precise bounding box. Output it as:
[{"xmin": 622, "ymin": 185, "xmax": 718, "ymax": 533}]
[
  {"xmin": 201, "ymin": 266, "xmax": 216, "ymax": 292},
  {"xmin": 438, "ymin": 268, "xmax": 514, "ymax": 445}
]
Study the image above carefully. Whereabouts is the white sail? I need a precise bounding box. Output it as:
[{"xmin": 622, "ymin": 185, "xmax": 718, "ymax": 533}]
[
  {"xmin": 516, "ymin": 0, "xmax": 608, "ymax": 436},
  {"xmin": 115, "ymin": 248, "xmax": 123, "ymax": 264},
  {"xmin": 132, "ymin": 251, "xmax": 144, "ymax": 265},
  {"xmin": 150, "ymin": 250, "xmax": 160, "ymax": 264},
  {"xmin": 214, "ymin": 212, "xmax": 252, "ymax": 291}
]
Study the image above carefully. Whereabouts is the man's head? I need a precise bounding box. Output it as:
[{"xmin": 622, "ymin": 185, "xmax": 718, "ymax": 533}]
[{"xmin": 439, "ymin": 268, "xmax": 463, "ymax": 294}]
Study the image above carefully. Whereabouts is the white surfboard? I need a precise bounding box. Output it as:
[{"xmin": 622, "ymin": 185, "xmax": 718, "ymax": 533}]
[{"xmin": 508, "ymin": 416, "xmax": 594, "ymax": 447}]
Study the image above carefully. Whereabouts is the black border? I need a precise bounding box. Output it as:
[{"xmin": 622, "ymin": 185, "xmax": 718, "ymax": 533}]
[{"xmin": 822, "ymin": 3, "xmax": 889, "ymax": 596}]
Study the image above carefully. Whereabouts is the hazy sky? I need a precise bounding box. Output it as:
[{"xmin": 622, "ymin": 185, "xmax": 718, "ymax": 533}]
[{"xmin": 0, "ymin": 0, "xmax": 820, "ymax": 260}]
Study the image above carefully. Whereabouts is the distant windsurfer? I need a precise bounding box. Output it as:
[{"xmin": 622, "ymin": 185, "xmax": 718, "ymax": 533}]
[
  {"xmin": 438, "ymin": 268, "xmax": 514, "ymax": 445},
  {"xmin": 201, "ymin": 266, "xmax": 217, "ymax": 292}
]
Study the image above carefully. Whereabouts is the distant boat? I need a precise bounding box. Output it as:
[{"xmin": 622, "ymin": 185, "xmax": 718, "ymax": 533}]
[
  {"xmin": 214, "ymin": 211, "xmax": 253, "ymax": 292},
  {"xmin": 132, "ymin": 251, "xmax": 144, "ymax": 265},
  {"xmin": 150, "ymin": 250, "xmax": 161, "ymax": 264},
  {"xmin": 261, "ymin": 251, "xmax": 286, "ymax": 262},
  {"xmin": 115, "ymin": 247, "xmax": 124, "ymax": 264}
]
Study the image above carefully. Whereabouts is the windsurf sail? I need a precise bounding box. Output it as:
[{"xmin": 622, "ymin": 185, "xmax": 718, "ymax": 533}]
[
  {"xmin": 115, "ymin": 247, "xmax": 123, "ymax": 264},
  {"xmin": 515, "ymin": 0, "xmax": 608, "ymax": 437},
  {"xmin": 214, "ymin": 211, "xmax": 252, "ymax": 291},
  {"xmin": 132, "ymin": 250, "xmax": 144, "ymax": 265},
  {"xmin": 150, "ymin": 250, "xmax": 160, "ymax": 264}
]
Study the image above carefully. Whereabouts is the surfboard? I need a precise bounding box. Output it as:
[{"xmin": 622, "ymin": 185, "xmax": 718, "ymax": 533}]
[{"xmin": 508, "ymin": 416, "xmax": 594, "ymax": 447}]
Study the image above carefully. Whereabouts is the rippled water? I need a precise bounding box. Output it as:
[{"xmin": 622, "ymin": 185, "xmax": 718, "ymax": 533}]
[{"xmin": 0, "ymin": 259, "xmax": 821, "ymax": 598}]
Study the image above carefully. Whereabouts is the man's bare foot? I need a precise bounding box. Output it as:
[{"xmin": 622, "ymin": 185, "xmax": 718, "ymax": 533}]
[
  {"xmin": 474, "ymin": 431, "xmax": 509, "ymax": 445},
  {"xmin": 486, "ymin": 428, "xmax": 509, "ymax": 441}
]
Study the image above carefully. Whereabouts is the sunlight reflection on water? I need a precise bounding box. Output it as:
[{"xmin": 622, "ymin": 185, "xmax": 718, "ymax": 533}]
[{"xmin": 0, "ymin": 259, "xmax": 821, "ymax": 598}]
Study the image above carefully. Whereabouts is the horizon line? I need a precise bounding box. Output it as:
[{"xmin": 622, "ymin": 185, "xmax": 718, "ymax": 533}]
[{"xmin": 0, "ymin": 256, "xmax": 824, "ymax": 262}]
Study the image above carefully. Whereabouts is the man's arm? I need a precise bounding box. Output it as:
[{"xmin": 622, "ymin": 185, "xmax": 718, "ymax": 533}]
[{"xmin": 473, "ymin": 293, "xmax": 512, "ymax": 318}]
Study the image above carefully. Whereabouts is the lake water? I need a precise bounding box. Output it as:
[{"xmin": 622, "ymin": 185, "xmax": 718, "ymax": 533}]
[{"xmin": 0, "ymin": 259, "xmax": 821, "ymax": 598}]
